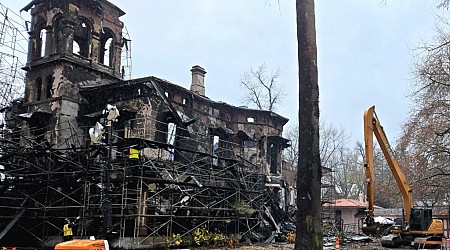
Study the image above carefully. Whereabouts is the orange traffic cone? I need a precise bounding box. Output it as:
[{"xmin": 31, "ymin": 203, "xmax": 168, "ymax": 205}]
[{"xmin": 335, "ymin": 236, "xmax": 340, "ymax": 250}]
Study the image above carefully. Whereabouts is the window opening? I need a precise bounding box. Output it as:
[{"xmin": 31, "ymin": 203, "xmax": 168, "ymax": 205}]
[
  {"xmin": 166, "ymin": 123, "xmax": 176, "ymax": 161},
  {"xmin": 36, "ymin": 77, "xmax": 42, "ymax": 101},
  {"xmin": 40, "ymin": 29, "xmax": 47, "ymax": 57},
  {"xmin": 73, "ymin": 19, "xmax": 91, "ymax": 57},
  {"xmin": 103, "ymin": 37, "xmax": 113, "ymax": 67},
  {"xmin": 73, "ymin": 41, "xmax": 81, "ymax": 55},
  {"xmin": 212, "ymin": 135, "xmax": 219, "ymax": 166},
  {"xmin": 289, "ymin": 188, "xmax": 296, "ymax": 206},
  {"xmin": 269, "ymin": 142, "xmax": 278, "ymax": 174},
  {"xmin": 99, "ymin": 29, "xmax": 114, "ymax": 66},
  {"xmin": 33, "ymin": 19, "xmax": 46, "ymax": 59},
  {"xmin": 46, "ymin": 75, "xmax": 53, "ymax": 98}
]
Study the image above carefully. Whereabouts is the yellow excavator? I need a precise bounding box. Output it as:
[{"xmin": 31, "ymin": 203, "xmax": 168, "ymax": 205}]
[{"xmin": 362, "ymin": 105, "xmax": 444, "ymax": 248}]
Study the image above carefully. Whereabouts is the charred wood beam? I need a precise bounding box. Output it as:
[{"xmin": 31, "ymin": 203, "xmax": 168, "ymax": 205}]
[{"xmin": 149, "ymin": 79, "xmax": 184, "ymax": 126}]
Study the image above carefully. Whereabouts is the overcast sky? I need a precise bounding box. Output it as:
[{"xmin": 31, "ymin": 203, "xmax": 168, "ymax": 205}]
[{"xmin": 3, "ymin": 0, "xmax": 448, "ymax": 144}]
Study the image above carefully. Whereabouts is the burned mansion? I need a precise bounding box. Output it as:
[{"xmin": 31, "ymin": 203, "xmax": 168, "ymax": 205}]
[{"xmin": 0, "ymin": 0, "xmax": 296, "ymax": 248}]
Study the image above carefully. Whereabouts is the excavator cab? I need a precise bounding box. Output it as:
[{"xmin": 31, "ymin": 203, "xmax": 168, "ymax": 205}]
[{"xmin": 409, "ymin": 208, "xmax": 433, "ymax": 231}]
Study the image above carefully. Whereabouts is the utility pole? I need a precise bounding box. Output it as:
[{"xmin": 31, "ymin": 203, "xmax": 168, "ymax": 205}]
[{"xmin": 101, "ymin": 123, "xmax": 113, "ymax": 239}]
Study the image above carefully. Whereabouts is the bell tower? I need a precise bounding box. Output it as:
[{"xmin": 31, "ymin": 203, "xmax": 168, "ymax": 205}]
[{"xmin": 21, "ymin": 0, "xmax": 125, "ymax": 146}]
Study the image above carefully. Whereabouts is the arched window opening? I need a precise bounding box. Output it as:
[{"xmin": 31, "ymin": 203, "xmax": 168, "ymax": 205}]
[
  {"xmin": 99, "ymin": 29, "xmax": 115, "ymax": 67},
  {"xmin": 103, "ymin": 37, "xmax": 113, "ymax": 66},
  {"xmin": 73, "ymin": 40, "xmax": 81, "ymax": 55},
  {"xmin": 40, "ymin": 29, "xmax": 47, "ymax": 57},
  {"xmin": 33, "ymin": 18, "xmax": 46, "ymax": 59},
  {"xmin": 46, "ymin": 75, "xmax": 53, "ymax": 98},
  {"xmin": 36, "ymin": 77, "xmax": 42, "ymax": 101},
  {"xmin": 73, "ymin": 18, "xmax": 91, "ymax": 57}
]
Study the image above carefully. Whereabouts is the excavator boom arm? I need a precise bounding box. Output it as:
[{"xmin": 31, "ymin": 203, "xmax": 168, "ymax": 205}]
[{"xmin": 364, "ymin": 106, "xmax": 413, "ymax": 224}]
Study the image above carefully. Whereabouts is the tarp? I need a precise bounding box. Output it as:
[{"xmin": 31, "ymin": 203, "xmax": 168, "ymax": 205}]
[{"xmin": 374, "ymin": 216, "xmax": 394, "ymax": 225}]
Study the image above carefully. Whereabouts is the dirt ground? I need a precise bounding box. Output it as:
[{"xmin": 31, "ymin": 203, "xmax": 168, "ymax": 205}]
[
  {"xmin": 212, "ymin": 238, "xmax": 419, "ymax": 250},
  {"xmin": 200, "ymin": 237, "xmax": 431, "ymax": 250},
  {"xmin": 344, "ymin": 240, "xmax": 413, "ymax": 250}
]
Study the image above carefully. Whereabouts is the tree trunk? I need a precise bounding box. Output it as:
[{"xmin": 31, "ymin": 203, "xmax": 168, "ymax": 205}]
[{"xmin": 295, "ymin": 0, "xmax": 322, "ymax": 249}]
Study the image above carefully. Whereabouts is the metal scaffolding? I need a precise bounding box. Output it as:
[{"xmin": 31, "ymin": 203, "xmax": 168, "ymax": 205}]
[
  {"xmin": 0, "ymin": 112, "xmax": 273, "ymax": 248},
  {"xmin": 0, "ymin": 2, "xmax": 27, "ymax": 110},
  {"xmin": 321, "ymin": 166, "xmax": 338, "ymax": 236}
]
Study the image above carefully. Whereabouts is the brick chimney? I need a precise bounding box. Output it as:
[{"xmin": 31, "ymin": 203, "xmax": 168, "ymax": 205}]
[{"xmin": 190, "ymin": 65, "xmax": 207, "ymax": 96}]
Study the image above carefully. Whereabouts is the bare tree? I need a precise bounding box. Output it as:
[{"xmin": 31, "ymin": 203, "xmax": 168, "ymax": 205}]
[
  {"xmin": 286, "ymin": 122, "xmax": 393, "ymax": 204},
  {"xmin": 319, "ymin": 123, "xmax": 347, "ymax": 169},
  {"xmin": 381, "ymin": 0, "xmax": 450, "ymax": 8},
  {"xmin": 438, "ymin": 0, "xmax": 450, "ymax": 8},
  {"xmin": 285, "ymin": 121, "xmax": 366, "ymax": 198},
  {"xmin": 285, "ymin": 122, "xmax": 349, "ymax": 168},
  {"xmin": 332, "ymin": 146, "xmax": 363, "ymax": 199},
  {"xmin": 396, "ymin": 19, "xmax": 450, "ymax": 206},
  {"xmin": 295, "ymin": 0, "xmax": 322, "ymax": 248},
  {"xmin": 240, "ymin": 63, "xmax": 285, "ymax": 111},
  {"xmin": 318, "ymin": 125, "xmax": 366, "ymax": 200},
  {"xmin": 317, "ymin": 123, "xmax": 366, "ymax": 201}
]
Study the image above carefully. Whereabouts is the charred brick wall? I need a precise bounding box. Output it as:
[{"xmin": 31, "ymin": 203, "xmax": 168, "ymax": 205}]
[
  {"xmin": 80, "ymin": 77, "xmax": 289, "ymax": 174},
  {"xmin": 21, "ymin": 0, "xmax": 125, "ymax": 148}
]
